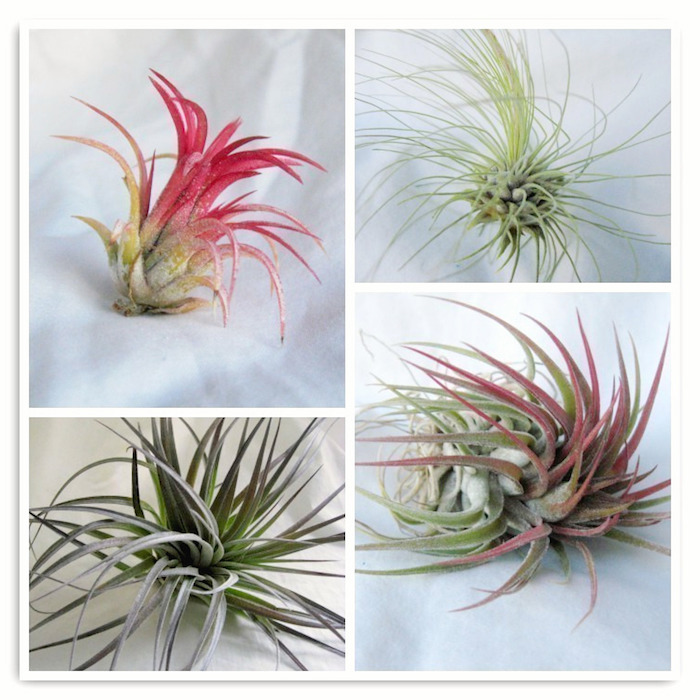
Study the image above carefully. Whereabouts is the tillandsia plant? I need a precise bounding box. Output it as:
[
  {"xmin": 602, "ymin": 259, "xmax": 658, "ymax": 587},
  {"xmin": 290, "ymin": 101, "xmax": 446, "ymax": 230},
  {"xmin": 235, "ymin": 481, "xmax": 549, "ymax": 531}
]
[
  {"xmin": 356, "ymin": 300, "xmax": 670, "ymax": 622},
  {"xmin": 58, "ymin": 71, "xmax": 323, "ymax": 339},
  {"xmin": 356, "ymin": 29, "xmax": 670, "ymax": 282},
  {"xmin": 29, "ymin": 418, "xmax": 344, "ymax": 671}
]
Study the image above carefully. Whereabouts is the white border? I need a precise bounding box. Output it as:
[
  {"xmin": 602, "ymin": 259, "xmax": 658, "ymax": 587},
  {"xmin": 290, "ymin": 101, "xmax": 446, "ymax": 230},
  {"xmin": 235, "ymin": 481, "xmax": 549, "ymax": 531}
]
[{"xmin": 8, "ymin": 0, "xmax": 696, "ymax": 694}]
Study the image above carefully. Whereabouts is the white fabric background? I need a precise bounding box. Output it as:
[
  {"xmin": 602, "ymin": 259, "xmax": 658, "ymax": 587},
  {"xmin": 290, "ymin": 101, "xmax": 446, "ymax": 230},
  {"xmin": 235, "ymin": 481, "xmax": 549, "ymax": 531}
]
[
  {"xmin": 28, "ymin": 416, "xmax": 345, "ymax": 673},
  {"xmin": 355, "ymin": 293, "xmax": 672, "ymax": 672},
  {"xmin": 355, "ymin": 29, "xmax": 671, "ymax": 283},
  {"xmin": 28, "ymin": 29, "xmax": 345, "ymax": 407}
]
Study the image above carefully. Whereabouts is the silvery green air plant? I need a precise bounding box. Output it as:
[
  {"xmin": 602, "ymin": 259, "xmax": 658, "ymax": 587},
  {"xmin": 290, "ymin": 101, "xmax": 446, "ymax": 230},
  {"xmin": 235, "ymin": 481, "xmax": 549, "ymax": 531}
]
[{"xmin": 29, "ymin": 418, "xmax": 344, "ymax": 670}]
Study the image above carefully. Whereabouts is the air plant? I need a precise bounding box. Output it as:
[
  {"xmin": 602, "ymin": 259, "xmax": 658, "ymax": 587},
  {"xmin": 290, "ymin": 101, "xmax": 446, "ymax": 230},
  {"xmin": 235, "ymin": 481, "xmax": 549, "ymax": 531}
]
[
  {"xmin": 29, "ymin": 418, "xmax": 344, "ymax": 671},
  {"xmin": 356, "ymin": 299, "xmax": 670, "ymax": 622},
  {"xmin": 58, "ymin": 71, "xmax": 323, "ymax": 339},
  {"xmin": 356, "ymin": 29, "xmax": 670, "ymax": 282}
]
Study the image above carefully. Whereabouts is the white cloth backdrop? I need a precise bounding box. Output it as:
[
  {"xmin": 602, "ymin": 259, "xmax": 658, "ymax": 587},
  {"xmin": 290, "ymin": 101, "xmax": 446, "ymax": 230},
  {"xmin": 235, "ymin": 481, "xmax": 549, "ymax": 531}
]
[
  {"xmin": 28, "ymin": 29, "xmax": 345, "ymax": 407},
  {"xmin": 355, "ymin": 292, "xmax": 671, "ymax": 672}
]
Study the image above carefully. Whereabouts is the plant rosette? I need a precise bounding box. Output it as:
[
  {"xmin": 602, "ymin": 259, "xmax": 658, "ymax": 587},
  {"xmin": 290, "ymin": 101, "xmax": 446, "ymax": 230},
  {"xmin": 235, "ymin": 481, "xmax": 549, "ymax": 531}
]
[
  {"xmin": 356, "ymin": 299, "xmax": 670, "ymax": 628},
  {"xmin": 29, "ymin": 417, "xmax": 345, "ymax": 671},
  {"xmin": 58, "ymin": 72, "xmax": 324, "ymax": 340},
  {"xmin": 356, "ymin": 29, "xmax": 670, "ymax": 282}
]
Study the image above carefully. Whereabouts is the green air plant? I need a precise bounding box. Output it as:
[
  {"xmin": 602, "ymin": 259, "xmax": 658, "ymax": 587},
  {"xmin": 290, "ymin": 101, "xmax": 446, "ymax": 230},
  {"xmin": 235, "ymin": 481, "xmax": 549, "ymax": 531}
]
[
  {"xmin": 356, "ymin": 29, "xmax": 670, "ymax": 282},
  {"xmin": 29, "ymin": 418, "xmax": 345, "ymax": 671},
  {"xmin": 356, "ymin": 301, "xmax": 670, "ymax": 622}
]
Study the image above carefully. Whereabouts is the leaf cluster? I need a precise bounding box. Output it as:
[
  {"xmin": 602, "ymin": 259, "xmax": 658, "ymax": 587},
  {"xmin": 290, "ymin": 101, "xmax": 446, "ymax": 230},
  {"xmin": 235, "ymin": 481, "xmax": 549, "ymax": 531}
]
[
  {"xmin": 30, "ymin": 418, "xmax": 345, "ymax": 671},
  {"xmin": 356, "ymin": 29, "xmax": 670, "ymax": 282},
  {"xmin": 357, "ymin": 301, "xmax": 669, "ymax": 621}
]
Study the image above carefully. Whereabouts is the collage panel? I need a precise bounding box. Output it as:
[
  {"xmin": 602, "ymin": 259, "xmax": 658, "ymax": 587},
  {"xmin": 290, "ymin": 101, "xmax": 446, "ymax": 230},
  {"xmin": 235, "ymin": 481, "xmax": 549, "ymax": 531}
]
[
  {"xmin": 28, "ymin": 28, "xmax": 345, "ymax": 408},
  {"xmin": 355, "ymin": 29, "xmax": 671, "ymax": 283},
  {"xmin": 28, "ymin": 416, "xmax": 346, "ymax": 672},
  {"xmin": 355, "ymin": 292, "xmax": 671, "ymax": 671}
]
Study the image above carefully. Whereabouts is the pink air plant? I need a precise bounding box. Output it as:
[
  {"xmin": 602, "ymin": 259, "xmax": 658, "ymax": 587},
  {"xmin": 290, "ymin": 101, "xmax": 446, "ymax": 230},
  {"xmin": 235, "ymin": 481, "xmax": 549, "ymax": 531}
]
[
  {"xmin": 356, "ymin": 300, "xmax": 670, "ymax": 623},
  {"xmin": 57, "ymin": 71, "xmax": 324, "ymax": 340}
]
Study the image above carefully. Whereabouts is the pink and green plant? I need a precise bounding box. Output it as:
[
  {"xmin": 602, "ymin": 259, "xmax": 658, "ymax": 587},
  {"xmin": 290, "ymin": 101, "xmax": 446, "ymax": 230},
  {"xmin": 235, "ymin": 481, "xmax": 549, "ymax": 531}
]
[
  {"xmin": 58, "ymin": 71, "xmax": 323, "ymax": 339},
  {"xmin": 357, "ymin": 300, "xmax": 670, "ymax": 622}
]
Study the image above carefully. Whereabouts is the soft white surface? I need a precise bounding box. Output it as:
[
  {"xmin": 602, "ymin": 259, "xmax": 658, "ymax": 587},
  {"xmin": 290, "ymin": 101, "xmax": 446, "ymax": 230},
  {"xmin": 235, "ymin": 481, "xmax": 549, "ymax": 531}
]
[
  {"xmin": 355, "ymin": 29, "xmax": 671, "ymax": 282},
  {"xmin": 355, "ymin": 293, "xmax": 671, "ymax": 672},
  {"xmin": 28, "ymin": 29, "xmax": 345, "ymax": 407},
  {"xmin": 28, "ymin": 417, "xmax": 345, "ymax": 673}
]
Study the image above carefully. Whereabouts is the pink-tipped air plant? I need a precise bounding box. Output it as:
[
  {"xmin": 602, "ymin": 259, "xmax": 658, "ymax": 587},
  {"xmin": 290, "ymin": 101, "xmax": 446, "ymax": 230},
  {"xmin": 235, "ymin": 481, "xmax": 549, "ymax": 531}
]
[
  {"xmin": 57, "ymin": 71, "xmax": 324, "ymax": 339},
  {"xmin": 356, "ymin": 300, "xmax": 670, "ymax": 623}
]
